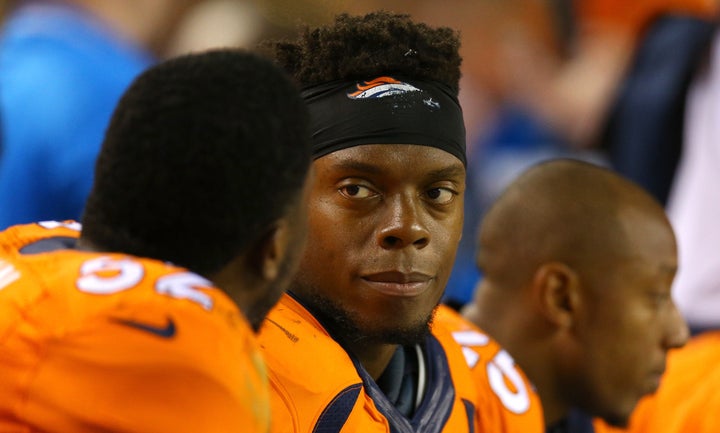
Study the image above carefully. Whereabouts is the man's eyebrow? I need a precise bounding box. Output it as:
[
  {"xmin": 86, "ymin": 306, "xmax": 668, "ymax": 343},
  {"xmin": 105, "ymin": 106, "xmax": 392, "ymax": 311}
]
[
  {"xmin": 331, "ymin": 159, "xmax": 384, "ymax": 175},
  {"xmin": 425, "ymin": 164, "xmax": 466, "ymax": 181},
  {"xmin": 331, "ymin": 159, "xmax": 465, "ymax": 180}
]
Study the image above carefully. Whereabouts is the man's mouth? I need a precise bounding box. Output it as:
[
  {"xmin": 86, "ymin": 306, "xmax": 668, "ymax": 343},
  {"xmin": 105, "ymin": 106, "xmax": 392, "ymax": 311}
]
[{"xmin": 361, "ymin": 271, "xmax": 434, "ymax": 297}]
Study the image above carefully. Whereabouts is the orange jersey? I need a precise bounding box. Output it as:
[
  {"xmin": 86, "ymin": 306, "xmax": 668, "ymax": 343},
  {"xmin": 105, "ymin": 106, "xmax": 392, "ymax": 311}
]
[
  {"xmin": 433, "ymin": 305, "xmax": 545, "ymax": 433},
  {"xmin": 594, "ymin": 331, "xmax": 720, "ymax": 433},
  {"xmin": 0, "ymin": 221, "xmax": 269, "ymax": 433},
  {"xmin": 258, "ymin": 294, "xmax": 479, "ymax": 433}
]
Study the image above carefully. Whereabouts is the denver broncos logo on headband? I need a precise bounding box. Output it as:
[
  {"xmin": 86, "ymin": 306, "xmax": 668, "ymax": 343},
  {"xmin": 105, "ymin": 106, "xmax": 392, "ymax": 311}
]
[{"xmin": 347, "ymin": 77, "xmax": 421, "ymax": 99}]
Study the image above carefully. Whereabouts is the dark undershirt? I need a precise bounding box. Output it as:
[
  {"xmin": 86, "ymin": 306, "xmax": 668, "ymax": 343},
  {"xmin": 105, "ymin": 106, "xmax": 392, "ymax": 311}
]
[
  {"xmin": 546, "ymin": 409, "xmax": 596, "ymax": 433},
  {"xmin": 375, "ymin": 345, "xmax": 420, "ymax": 418}
]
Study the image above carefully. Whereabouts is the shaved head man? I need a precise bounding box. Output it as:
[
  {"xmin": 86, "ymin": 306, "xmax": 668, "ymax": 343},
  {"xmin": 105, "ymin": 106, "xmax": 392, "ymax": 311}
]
[{"xmin": 463, "ymin": 159, "xmax": 689, "ymax": 430}]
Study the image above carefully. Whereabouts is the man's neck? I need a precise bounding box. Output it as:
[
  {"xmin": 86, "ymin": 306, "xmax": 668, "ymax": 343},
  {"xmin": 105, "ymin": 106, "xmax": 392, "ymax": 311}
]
[
  {"xmin": 289, "ymin": 290, "xmax": 404, "ymax": 380},
  {"xmin": 345, "ymin": 339, "xmax": 399, "ymax": 380}
]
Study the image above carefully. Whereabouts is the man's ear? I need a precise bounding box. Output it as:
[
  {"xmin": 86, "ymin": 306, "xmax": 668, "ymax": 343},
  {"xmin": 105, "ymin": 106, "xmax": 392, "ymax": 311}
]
[
  {"xmin": 530, "ymin": 262, "xmax": 581, "ymax": 329},
  {"xmin": 252, "ymin": 219, "xmax": 290, "ymax": 282}
]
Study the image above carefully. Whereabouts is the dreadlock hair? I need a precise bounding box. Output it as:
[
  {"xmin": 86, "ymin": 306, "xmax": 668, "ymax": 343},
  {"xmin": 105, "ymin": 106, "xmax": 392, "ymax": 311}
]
[
  {"xmin": 81, "ymin": 49, "xmax": 312, "ymax": 276},
  {"xmin": 264, "ymin": 11, "xmax": 462, "ymax": 94}
]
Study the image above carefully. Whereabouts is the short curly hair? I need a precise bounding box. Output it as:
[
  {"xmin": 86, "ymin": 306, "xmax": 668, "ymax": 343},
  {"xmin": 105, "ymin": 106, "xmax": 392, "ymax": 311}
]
[
  {"xmin": 265, "ymin": 11, "xmax": 462, "ymax": 93},
  {"xmin": 81, "ymin": 49, "xmax": 311, "ymax": 276}
]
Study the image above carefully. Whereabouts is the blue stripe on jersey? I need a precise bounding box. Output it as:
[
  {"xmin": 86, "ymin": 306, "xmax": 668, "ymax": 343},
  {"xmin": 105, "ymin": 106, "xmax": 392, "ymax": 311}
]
[{"xmin": 313, "ymin": 384, "xmax": 362, "ymax": 433}]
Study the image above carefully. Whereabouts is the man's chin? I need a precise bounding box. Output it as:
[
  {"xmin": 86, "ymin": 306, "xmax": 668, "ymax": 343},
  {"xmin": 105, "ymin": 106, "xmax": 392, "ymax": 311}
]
[
  {"xmin": 299, "ymin": 291, "xmax": 434, "ymax": 346},
  {"xmin": 358, "ymin": 320, "xmax": 432, "ymax": 346}
]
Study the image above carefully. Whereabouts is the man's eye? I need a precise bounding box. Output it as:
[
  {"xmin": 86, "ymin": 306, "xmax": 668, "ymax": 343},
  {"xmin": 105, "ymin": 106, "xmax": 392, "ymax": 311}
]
[
  {"xmin": 426, "ymin": 188, "xmax": 455, "ymax": 204},
  {"xmin": 339, "ymin": 184, "xmax": 374, "ymax": 199}
]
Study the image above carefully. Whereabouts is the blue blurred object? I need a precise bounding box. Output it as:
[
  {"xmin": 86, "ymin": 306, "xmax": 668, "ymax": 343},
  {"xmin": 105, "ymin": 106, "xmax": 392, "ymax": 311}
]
[{"xmin": 0, "ymin": 3, "xmax": 153, "ymax": 228}]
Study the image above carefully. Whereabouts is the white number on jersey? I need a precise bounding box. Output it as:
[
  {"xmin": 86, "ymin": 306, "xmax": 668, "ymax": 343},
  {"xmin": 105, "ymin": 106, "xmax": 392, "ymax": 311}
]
[
  {"xmin": 486, "ymin": 349, "xmax": 531, "ymax": 414},
  {"xmin": 77, "ymin": 257, "xmax": 144, "ymax": 294},
  {"xmin": 76, "ymin": 257, "xmax": 214, "ymax": 310},
  {"xmin": 156, "ymin": 272, "xmax": 214, "ymax": 310},
  {"xmin": 452, "ymin": 329, "xmax": 531, "ymax": 414}
]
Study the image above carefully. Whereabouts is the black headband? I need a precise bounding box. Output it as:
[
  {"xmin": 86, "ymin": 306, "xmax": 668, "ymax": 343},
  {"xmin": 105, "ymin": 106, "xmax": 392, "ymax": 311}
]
[{"xmin": 301, "ymin": 77, "xmax": 466, "ymax": 166}]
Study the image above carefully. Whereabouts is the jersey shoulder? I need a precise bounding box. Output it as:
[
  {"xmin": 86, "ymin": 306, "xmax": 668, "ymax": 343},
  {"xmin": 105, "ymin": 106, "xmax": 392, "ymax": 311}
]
[
  {"xmin": 434, "ymin": 304, "xmax": 545, "ymax": 433},
  {"xmin": 0, "ymin": 222, "xmax": 269, "ymax": 433},
  {"xmin": 0, "ymin": 221, "xmax": 241, "ymax": 337},
  {"xmin": 260, "ymin": 296, "xmax": 482, "ymax": 433},
  {"xmin": 259, "ymin": 294, "xmax": 364, "ymax": 432}
]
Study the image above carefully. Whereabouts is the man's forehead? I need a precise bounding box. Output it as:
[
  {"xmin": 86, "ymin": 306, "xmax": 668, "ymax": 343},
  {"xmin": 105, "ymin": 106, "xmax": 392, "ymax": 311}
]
[
  {"xmin": 314, "ymin": 144, "xmax": 466, "ymax": 176},
  {"xmin": 317, "ymin": 143, "xmax": 465, "ymax": 163}
]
